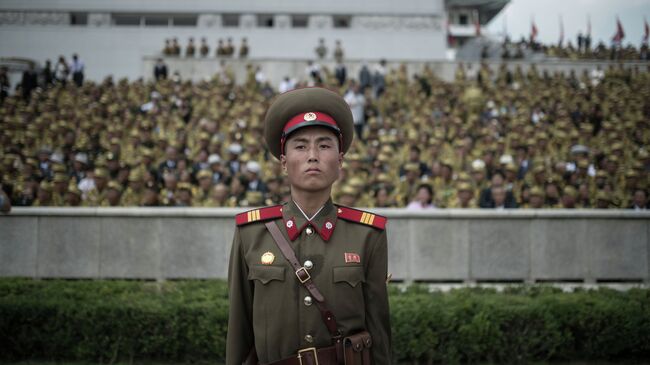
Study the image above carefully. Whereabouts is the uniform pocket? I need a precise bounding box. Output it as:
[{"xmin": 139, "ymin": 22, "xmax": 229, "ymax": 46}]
[
  {"xmin": 248, "ymin": 265, "xmax": 285, "ymax": 284},
  {"xmin": 333, "ymin": 266, "xmax": 366, "ymax": 287}
]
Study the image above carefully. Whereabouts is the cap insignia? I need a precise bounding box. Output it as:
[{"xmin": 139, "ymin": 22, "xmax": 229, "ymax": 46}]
[{"xmin": 304, "ymin": 112, "xmax": 317, "ymax": 121}]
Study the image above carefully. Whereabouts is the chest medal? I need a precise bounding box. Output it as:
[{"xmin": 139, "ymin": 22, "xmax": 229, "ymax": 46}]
[{"xmin": 261, "ymin": 251, "xmax": 275, "ymax": 265}]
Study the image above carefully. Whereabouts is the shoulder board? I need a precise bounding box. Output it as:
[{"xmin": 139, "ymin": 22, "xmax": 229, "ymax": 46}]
[
  {"xmin": 336, "ymin": 206, "xmax": 387, "ymax": 230},
  {"xmin": 235, "ymin": 205, "xmax": 283, "ymax": 226}
]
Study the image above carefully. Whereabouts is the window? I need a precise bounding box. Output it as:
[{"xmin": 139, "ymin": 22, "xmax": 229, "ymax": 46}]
[
  {"xmin": 144, "ymin": 15, "xmax": 169, "ymax": 26},
  {"xmin": 292, "ymin": 14, "xmax": 308, "ymax": 28},
  {"xmin": 257, "ymin": 14, "xmax": 274, "ymax": 28},
  {"xmin": 113, "ymin": 14, "xmax": 141, "ymax": 26},
  {"xmin": 333, "ymin": 15, "xmax": 351, "ymax": 28},
  {"xmin": 222, "ymin": 14, "xmax": 240, "ymax": 27},
  {"xmin": 70, "ymin": 12, "xmax": 87, "ymax": 25},
  {"xmin": 172, "ymin": 15, "xmax": 197, "ymax": 26},
  {"xmin": 458, "ymin": 14, "xmax": 468, "ymax": 25}
]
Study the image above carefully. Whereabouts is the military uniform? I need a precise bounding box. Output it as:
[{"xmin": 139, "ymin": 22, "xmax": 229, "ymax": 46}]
[
  {"xmin": 227, "ymin": 87, "xmax": 391, "ymax": 365},
  {"xmin": 228, "ymin": 201, "xmax": 390, "ymax": 364}
]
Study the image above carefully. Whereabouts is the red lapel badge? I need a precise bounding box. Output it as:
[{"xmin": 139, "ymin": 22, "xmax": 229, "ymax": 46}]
[{"xmin": 344, "ymin": 252, "xmax": 361, "ymax": 264}]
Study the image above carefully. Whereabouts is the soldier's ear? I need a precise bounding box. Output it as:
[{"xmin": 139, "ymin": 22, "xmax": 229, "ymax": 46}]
[
  {"xmin": 338, "ymin": 152, "xmax": 344, "ymax": 168},
  {"xmin": 280, "ymin": 155, "xmax": 287, "ymax": 172}
]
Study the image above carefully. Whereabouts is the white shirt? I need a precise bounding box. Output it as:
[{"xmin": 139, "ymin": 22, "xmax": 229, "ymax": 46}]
[
  {"xmin": 70, "ymin": 59, "xmax": 84, "ymax": 73},
  {"xmin": 344, "ymin": 90, "xmax": 366, "ymax": 125},
  {"xmin": 405, "ymin": 201, "xmax": 436, "ymax": 210},
  {"xmin": 279, "ymin": 79, "xmax": 295, "ymax": 94}
]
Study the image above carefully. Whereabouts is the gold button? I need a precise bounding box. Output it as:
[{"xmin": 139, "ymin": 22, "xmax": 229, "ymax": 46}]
[
  {"xmin": 303, "ymin": 260, "xmax": 313, "ymax": 270},
  {"xmin": 304, "ymin": 296, "xmax": 313, "ymax": 306},
  {"xmin": 305, "ymin": 334, "xmax": 313, "ymax": 343},
  {"xmin": 305, "ymin": 227, "xmax": 314, "ymax": 235}
]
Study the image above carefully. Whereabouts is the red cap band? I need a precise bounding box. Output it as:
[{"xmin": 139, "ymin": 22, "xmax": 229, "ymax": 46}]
[
  {"xmin": 283, "ymin": 112, "xmax": 339, "ymax": 134},
  {"xmin": 280, "ymin": 112, "xmax": 342, "ymax": 155}
]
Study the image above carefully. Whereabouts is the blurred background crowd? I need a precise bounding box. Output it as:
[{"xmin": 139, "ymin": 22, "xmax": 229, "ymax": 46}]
[{"xmin": 1, "ymin": 55, "xmax": 649, "ymax": 210}]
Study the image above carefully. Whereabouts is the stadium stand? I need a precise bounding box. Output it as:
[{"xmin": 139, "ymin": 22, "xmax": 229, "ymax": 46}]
[{"xmin": 0, "ymin": 60, "xmax": 648, "ymax": 209}]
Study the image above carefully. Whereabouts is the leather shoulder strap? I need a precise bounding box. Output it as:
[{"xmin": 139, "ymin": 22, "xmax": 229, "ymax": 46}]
[{"xmin": 264, "ymin": 221, "xmax": 341, "ymax": 339}]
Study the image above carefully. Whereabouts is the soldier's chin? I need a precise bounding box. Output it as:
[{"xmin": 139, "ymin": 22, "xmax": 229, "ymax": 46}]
[{"xmin": 294, "ymin": 182, "xmax": 331, "ymax": 194}]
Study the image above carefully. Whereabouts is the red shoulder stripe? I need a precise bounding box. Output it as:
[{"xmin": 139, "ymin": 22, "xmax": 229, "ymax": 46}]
[
  {"xmin": 336, "ymin": 206, "xmax": 387, "ymax": 230},
  {"xmin": 235, "ymin": 205, "xmax": 283, "ymax": 226}
]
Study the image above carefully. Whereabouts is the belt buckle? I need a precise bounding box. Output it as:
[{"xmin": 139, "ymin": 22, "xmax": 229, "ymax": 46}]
[
  {"xmin": 295, "ymin": 267, "xmax": 311, "ymax": 283},
  {"xmin": 297, "ymin": 347, "xmax": 318, "ymax": 365}
]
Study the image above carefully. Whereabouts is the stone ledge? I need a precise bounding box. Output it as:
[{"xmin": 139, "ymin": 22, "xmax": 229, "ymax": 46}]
[{"xmin": 6, "ymin": 207, "xmax": 650, "ymax": 219}]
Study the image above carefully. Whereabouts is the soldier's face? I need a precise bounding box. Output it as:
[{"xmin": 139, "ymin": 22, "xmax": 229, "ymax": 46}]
[{"xmin": 281, "ymin": 126, "xmax": 343, "ymax": 195}]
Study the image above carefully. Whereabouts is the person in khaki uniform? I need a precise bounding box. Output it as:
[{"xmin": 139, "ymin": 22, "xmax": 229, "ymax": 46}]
[{"xmin": 227, "ymin": 87, "xmax": 391, "ymax": 365}]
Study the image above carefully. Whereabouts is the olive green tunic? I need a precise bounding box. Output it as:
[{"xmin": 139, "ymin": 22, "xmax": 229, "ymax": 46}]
[{"xmin": 227, "ymin": 199, "xmax": 391, "ymax": 365}]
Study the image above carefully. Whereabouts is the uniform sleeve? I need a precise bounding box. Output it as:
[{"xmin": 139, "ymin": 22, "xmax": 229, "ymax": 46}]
[
  {"xmin": 363, "ymin": 229, "xmax": 392, "ymax": 365},
  {"xmin": 226, "ymin": 227, "xmax": 255, "ymax": 365}
]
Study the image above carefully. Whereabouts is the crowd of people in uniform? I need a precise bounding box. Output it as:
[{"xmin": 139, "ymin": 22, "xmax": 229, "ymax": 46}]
[
  {"xmin": 0, "ymin": 59, "xmax": 649, "ymax": 210},
  {"xmin": 499, "ymin": 35, "xmax": 650, "ymax": 61},
  {"xmin": 162, "ymin": 37, "xmax": 249, "ymax": 58}
]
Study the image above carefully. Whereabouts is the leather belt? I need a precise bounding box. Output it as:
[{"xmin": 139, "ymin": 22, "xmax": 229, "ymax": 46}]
[{"xmin": 266, "ymin": 345, "xmax": 339, "ymax": 365}]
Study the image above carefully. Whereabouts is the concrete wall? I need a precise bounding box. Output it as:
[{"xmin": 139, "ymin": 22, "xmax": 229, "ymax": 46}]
[
  {"xmin": 0, "ymin": 0, "xmax": 445, "ymax": 15},
  {"xmin": 1, "ymin": 208, "xmax": 648, "ymax": 283},
  {"xmin": 0, "ymin": 0, "xmax": 447, "ymax": 81}
]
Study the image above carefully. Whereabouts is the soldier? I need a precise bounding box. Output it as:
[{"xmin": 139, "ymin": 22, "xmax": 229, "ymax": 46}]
[
  {"xmin": 227, "ymin": 88, "xmax": 391, "ymax": 365},
  {"xmin": 193, "ymin": 169, "xmax": 213, "ymax": 206},
  {"xmin": 224, "ymin": 38, "xmax": 235, "ymax": 57},
  {"xmin": 206, "ymin": 182, "xmax": 230, "ymax": 207},
  {"xmin": 337, "ymin": 184, "xmax": 359, "ymax": 207},
  {"xmin": 171, "ymin": 38, "xmax": 181, "ymax": 56},
  {"xmin": 216, "ymin": 39, "xmax": 226, "ymax": 56},
  {"xmin": 33, "ymin": 181, "xmax": 53, "ymax": 206},
  {"xmin": 526, "ymin": 186, "xmax": 546, "ymax": 209},
  {"xmin": 65, "ymin": 182, "xmax": 82, "ymax": 207},
  {"xmin": 315, "ymin": 38, "xmax": 327, "ymax": 59},
  {"xmin": 103, "ymin": 181, "xmax": 122, "ymax": 207},
  {"xmin": 160, "ymin": 171, "xmax": 178, "ymax": 206},
  {"xmin": 85, "ymin": 168, "xmax": 109, "ymax": 206},
  {"xmin": 560, "ymin": 186, "xmax": 578, "ymax": 209},
  {"xmin": 185, "ymin": 37, "xmax": 196, "ymax": 57},
  {"xmin": 595, "ymin": 191, "xmax": 613, "ymax": 209},
  {"xmin": 450, "ymin": 182, "xmax": 477, "ymax": 208},
  {"xmin": 0, "ymin": 180, "xmax": 11, "ymax": 213},
  {"xmin": 121, "ymin": 169, "xmax": 144, "ymax": 206},
  {"xmin": 175, "ymin": 182, "xmax": 193, "ymax": 206},
  {"xmin": 141, "ymin": 181, "xmax": 160, "ymax": 207},
  {"xmin": 51, "ymin": 173, "xmax": 68, "ymax": 206},
  {"xmin": 333, "ymin": 40, "xmax": 344, "ymax": 63},
  {"xmin": 199, "ymin": 37, "xmax": 210, "ymax": 57},
  {"xmin": 239, "ymin": 37, "xmax": 249, "ymax": 58}
]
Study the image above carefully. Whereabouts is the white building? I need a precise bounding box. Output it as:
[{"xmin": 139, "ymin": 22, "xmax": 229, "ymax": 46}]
[{"xmin": 0, "ymin": 0, "xmax": 507, "ymax": 82}]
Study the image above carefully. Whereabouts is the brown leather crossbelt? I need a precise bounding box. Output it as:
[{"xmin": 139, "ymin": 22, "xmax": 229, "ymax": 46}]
[{"xmin": 264, "ymin": 221, "xmax": 372, "ymax": 365}]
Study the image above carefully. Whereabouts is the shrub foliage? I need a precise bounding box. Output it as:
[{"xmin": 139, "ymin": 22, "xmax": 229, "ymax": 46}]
[{"xmin": 1, "ymin": 279, "xmax": 648, "ymax": 363}]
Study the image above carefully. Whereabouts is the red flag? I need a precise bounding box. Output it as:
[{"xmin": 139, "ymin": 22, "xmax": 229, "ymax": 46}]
[
  {"xmin": 531, "ymin": 21, "xmax": 538, "ymax": 42},
  {"xmin": 446, "ymin": 18, "xmax": 455, "ymax": 46},
  {"xmin": 612, "ymin": 17, "xmax": 625, "ymax": 42},
  {"xmin": 558, "ymin": 15, "xmax": 564, "ymax": 46},
  {"xmin": 644, "ymin": 18, "xmax": 649, "ymax": 43},
  {"xmin": 475, "ymin": 10, "xmax": 481, "ymax": 36}
]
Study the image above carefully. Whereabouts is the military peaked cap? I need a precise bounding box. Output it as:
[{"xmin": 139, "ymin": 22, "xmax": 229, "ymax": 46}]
[{"xmin": 263, "ymin": 87, "xmax": 354, "ymax": 160}]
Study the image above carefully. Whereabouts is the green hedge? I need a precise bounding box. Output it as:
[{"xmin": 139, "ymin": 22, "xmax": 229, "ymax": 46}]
[{"xmin": 1, "ymin": 279, "xmax": 649, "ymax": 363}]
